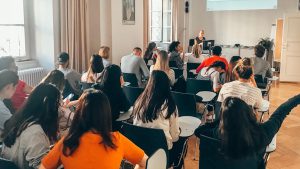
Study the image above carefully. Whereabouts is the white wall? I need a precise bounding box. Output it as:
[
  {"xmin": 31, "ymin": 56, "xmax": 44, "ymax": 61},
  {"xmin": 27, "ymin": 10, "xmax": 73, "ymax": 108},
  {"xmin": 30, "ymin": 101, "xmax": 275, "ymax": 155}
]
[
  {"xmin": 100, "ymin": 0, "xmax": 112, "ymax": 62},
  {"xmin": 111, "ymin": 0, "xmax": 144, "ymax": 65},
  {"xmin": 188, "ymin": 0, "xmax": 299, "ymax": 46}
]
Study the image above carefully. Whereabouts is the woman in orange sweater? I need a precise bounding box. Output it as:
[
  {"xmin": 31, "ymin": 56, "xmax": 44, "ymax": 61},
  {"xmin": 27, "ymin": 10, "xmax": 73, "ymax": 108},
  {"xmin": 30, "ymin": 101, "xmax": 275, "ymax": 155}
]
[{"xmin": 40, "ymin": 89, "xmax": 148, "ymax": 169}]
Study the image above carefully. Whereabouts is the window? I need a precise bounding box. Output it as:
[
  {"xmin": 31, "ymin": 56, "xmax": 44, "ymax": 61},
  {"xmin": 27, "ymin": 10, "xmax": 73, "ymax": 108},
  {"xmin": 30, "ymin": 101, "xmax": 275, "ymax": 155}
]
[
  {"xmin": 149, "ymin": 0, "xmax": 172, "ymax": 43},
  {"xmin": 0, "ymin": 0, "xmax": 26, "ymax": 58}
]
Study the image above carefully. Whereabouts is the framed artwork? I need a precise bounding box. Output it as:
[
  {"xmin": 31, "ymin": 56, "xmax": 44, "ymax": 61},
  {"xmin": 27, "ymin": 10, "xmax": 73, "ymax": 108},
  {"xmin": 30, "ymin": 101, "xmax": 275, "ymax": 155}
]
[{"xmin": 122, "ymin": 0, "xmax": 135, "ymax": 25}]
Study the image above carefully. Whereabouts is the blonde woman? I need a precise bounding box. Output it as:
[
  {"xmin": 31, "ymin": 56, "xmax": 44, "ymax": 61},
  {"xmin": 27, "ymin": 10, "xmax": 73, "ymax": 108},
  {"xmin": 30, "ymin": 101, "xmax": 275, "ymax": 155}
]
[
  {"xmin": 187, "ymin": 40, "xmax": 204, "ymax": 63},
  {"xmin": 150, "ymin": 50, "xmax": 175, "ymax": 85},
  {"xmin": 99, "ymin": 46, "xmax": 110, "ymax": 68}
]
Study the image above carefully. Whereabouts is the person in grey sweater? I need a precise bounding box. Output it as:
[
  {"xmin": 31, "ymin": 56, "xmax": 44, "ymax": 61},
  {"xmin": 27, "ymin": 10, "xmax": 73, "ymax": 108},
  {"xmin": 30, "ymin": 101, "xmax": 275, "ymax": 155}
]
[
  {"xmin": 253, "ymin": 45, "xmax": 272, "ymax": 78},
  {"xmin": 121, "ymin": 47, "xmax": 150, "ymax": 87},
  {"xmin": 1, "ymin": 84, "xmax": 61, "ymax": 169},
  {"xmin": 168, "ymin": 41, "xmax": 184, "ymax": 69}
]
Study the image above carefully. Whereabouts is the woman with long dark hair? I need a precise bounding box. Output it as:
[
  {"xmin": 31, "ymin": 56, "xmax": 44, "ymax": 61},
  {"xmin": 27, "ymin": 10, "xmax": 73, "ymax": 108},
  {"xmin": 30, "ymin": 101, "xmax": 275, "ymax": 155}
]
[
  {"xmin": 81, "ymin": 54, "xmax": 104, "ymax": 83},
  {"xmin": 168, "ymin": 41, "xmax": 184, "ymax": 69},
  {"xmin": 1, "ymin": 83, "xmax": 61, "ymax": 169},
  {"xmin": 94, "ymin": 64, "xmax": 131, "ymax": 130},
  {"xmin": 195, "ymin": 94, "xmax": 300, "ymax": 168},
  {"xmin": 133, "ymin": 70, "xmax": 183, "ymax": 168},
  {"xmin": 143, "ymin": 42, "xmax": 157, "ymax": 64},
  {"xmin": 41, "ymin": 70, "xmax": 65, "ymax": 92},
  {"xmin": 40, "ymin": 89, "xmax": 147, "ymax": 169}
]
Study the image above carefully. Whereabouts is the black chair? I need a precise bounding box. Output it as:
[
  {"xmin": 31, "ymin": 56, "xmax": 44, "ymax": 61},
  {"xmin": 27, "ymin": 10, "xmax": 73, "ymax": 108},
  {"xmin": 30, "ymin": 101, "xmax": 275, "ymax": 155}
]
[
  {"xmin": 186, "ymin": 78, "xmax": 213, "ymax": 95},
  {"xmin": 214, "ymin": 101, "xmax": 222, "ymax": 121},
  {"xmin": 120, "ymin": 122, "xmax": 169, "ymax": 163},
  {"xmin": 0, "ymin": 158, "xmax": 19, "ymax": 169},
  {"xmin": 80, "ymin": 82, "xmax": 95, "ymax": 91},
  {"xmin": 187, "ymin": 62, "xmax": 200, "ymax": 72},
  {"xmin": 171, "ymin": 68, "xmax": 184, "ymax": 79},
  {"xmin": 199, "ymin": 134, "xmax": 266, "ymax": 169},
  {"xmin": 171, "ymin": 91, "xmax": 197, "ymax": 117},
  {"xmin": 123, "ymin": 73, "xmax": 139, "ymax": 87},
  {"xmin": 254, "ymin": 74, "xmax": 268, "ymax": 89},
  {"xmin": 123, "ymin": 86, "xmax": 144, "ymax": 106},
  {"xmin": 169, "ymin": 61, "xmax": 177, "ymax": 68},
  {"xmin": 62, "ymin": 80, "xmax": 79, "ymax": 100}
]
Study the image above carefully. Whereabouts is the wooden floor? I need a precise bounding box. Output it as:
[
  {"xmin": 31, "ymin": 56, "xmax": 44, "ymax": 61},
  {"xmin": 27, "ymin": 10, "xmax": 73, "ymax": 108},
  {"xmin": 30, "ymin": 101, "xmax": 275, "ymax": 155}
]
[{"xmin": 184, "ymin": 82, "xmax": 300, "ymax": 169}]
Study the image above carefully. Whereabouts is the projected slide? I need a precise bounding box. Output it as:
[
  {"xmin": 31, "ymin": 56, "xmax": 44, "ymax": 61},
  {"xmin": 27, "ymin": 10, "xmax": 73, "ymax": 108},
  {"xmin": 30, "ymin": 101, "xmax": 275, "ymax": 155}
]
[{"xmin": 207, "ymin": 0, "xmax": 277, "ymax": 11}]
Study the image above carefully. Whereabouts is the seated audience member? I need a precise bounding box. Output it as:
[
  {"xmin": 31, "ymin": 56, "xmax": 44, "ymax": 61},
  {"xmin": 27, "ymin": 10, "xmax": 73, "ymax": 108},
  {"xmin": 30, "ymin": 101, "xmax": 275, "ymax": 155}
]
[
  {"xmin": 81, "ymin": 54, "xmax": 104, "ymax": 83},
  {"xmin": 94, "ymin": 64, "xmax": 131, "ymax": 130},
  {"xmin": 218, "ymin": 58, "xmax": 263, "ymax": 109},
  {"xmin": 0, "ymin": 56, "xmax": 33, "ymax": 111},
  {"xmin": 0, "ymin": 70, "xmax": 18, "ymax": 140},
  {"xmin": 121, "ymin": 47, "xmax": 150, "ymax": 87},
  {"xmin": 196, "ymin": 46, "xmax": 229, "ymax": 73},
  {"xmin": 99, "ymin": 46, "xmax": 111, "ymax": 68},
  {"xmin": 195, "ymin": 94, "xmax": 300, "ymax": 168},
  {"xmin": 169, "ymin": 41, "xmax": 184, "ymax": 69},
  {"xmin": 226, "ymin": 56, "xmax": 242, "ymax": 82},
  {"xmin": 1, "ymin": 84, "xmax": 61, "ymax": 169},
  {"xmin": 41, "ymin": 70, "xmax": 65, "ymax": 92},
  {"xmin": 200, "ymin": 61, "xmax": 226, "ymax": 92},
  {"xmin": 40, "ymin": 89, "xmax": 147, "ymax": 169},
  {"xmin": 195, "ymin": 30, "xmax": 206, "ymax": 44},
  {"xmin": 187, "ymin": 40, "xmax": 203, "ymax": 63},
  {"xmin": 150, "ymin": 50, "xmax": 175, "ymax": 85},
  {"xmin": 133, "ymin": 70, "xmax": 184, "ymax": 169},
  {"xmin": 143, "ymin": 42, "xmax": 157, "ymax": 64},
  {"xmin": 57, "ymin": 52, "xmax": 82, "ymax": 96},
  {"xmin": 253, "ymin": 45, "xmax": 272, "ymax": 78}
]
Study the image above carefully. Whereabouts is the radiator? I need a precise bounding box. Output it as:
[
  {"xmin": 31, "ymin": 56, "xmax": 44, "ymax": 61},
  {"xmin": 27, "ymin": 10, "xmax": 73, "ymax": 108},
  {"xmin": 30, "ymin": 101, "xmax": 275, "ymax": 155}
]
[{"xmin": 18, "ymin": 67, "xmax": 47, "ymax": 87}]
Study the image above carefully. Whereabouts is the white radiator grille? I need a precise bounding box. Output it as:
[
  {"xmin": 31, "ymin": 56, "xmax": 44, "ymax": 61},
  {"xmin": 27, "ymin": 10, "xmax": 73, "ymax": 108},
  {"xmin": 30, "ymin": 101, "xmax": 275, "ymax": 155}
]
[{"xmin": 18, "ymin": 67, "xmax": 46, "ymax": 87}]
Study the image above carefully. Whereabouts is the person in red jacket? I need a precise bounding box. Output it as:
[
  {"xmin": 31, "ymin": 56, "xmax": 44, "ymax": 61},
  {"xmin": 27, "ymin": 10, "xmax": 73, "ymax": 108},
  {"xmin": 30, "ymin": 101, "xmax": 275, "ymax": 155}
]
[{"xmin": 196, "ymin": 46, "xmax": 229, "ymax": 73}]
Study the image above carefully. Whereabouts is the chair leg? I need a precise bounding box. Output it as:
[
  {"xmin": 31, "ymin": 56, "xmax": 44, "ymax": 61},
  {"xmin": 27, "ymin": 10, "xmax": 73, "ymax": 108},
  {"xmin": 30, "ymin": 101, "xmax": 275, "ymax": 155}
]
[{"xmin": 193, "ymin": 138, "xmax": 198, "ymax": 160}]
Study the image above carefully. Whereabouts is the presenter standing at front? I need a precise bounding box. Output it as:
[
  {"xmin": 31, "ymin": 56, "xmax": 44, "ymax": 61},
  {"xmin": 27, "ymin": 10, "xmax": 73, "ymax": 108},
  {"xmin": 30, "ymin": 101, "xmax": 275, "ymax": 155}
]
[{"xmin": 195, "ymin": 30, "xmax": 206, "ymax": 44}]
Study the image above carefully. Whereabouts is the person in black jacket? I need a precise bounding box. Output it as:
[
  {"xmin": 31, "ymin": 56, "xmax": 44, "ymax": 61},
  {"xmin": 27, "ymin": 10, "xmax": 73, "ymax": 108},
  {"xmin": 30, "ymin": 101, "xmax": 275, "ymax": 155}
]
[
  {"xmin": 94, "ymin": 64, "xmax": 131, "ymax": 131},
  {"xmin": 195, "ymin": 94, "xmax": 300, "ymax": 168}
]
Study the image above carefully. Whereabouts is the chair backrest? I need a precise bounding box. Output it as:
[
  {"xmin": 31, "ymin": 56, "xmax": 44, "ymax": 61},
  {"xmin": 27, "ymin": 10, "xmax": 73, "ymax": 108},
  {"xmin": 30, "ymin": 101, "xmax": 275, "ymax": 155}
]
[
  {"xmin": 122, "ymin": 86, "xmax": 144, "ymax": 106},
  {"xmin": 186, "ymin": 78, "xmax": 212, "ymax": 94},
  {"xmin": 214, "ymin": 101, "xmax": 222, "ymax": 121},
  {"xmin": 187, "ymin": 63, "xmax": 200, "ymax": 72},
  {"xmin": 171, "ymin": 68, "xmax": 184, "ymax": 79},
  {"xmin": 120, "ymin": 122, "xmax": 169, "ymax": 162},
  {"xmin": 169, "ymin": 61, "xmax": 177, "ymax": 68},
  {"xmin": 0, "ymin": 158, "xmax": 19, "ymax": 169},
  {"xmin": 254, "ymin": 74, "xmax": 267, "ymax": 89},
  {"xmin": 146, "ymin": 149, "xmax": 167, "ymax": 169},
  {"xmin": 171, "ymin": 91, "xmax": 197, "ymax": 117},
  {"xmin": 62, "ymin": 80, "xmax": 79, "ymax": 100},
  {"xmin": 199, "ymin": 134, "xmax": 261, "ymax": 169},
  {"xmin": 123, "ymin": 73, "xmax": 139, "ymax": 87},
  {"xmin": 80, "ymin": 82, "xmax": 95, "ymax": 91}
]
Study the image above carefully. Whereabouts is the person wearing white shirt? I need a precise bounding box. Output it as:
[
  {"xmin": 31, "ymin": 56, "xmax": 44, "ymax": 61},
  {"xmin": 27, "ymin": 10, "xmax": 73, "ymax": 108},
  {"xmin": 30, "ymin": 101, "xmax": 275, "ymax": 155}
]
[
  {"xmin": 218, "ymin": 58, "xmax": 263, "ymax": 109},
  {"xmin": 200, "ymin": 61, "xmax": 226, "ymax": 93},
  {"xmin": 133, "ymin": 70, "xmax": 184, "ymax": 169},
  {"xmin": 150, "ymin": 50, "xmax": 175, "ymax": 85}
]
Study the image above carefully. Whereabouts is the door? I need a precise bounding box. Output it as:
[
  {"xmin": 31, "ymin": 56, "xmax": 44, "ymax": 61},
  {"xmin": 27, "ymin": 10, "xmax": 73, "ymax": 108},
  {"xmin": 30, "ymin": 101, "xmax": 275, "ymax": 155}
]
[{"xmin": 280, "ymin": 14, "xmax": 300, "ymax": 82}]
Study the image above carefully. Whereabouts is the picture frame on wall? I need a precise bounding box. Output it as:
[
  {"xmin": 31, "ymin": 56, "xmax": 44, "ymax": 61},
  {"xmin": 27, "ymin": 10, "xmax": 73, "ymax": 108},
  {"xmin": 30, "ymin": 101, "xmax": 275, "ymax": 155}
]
[{"xmin": 122, "ymin": 0, "xmax": 135, "ymax": 25}]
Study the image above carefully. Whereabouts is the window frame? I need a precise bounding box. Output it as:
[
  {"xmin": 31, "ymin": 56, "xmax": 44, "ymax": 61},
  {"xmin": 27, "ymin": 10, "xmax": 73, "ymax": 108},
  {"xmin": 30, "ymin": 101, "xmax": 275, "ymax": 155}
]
[
  {"xmin": 0, "ymin": 0, "xmax": 30, "ymax": 61},
  {"xmin": 149, "ymin": 0, "xmax": 172, "ymax": 43}
]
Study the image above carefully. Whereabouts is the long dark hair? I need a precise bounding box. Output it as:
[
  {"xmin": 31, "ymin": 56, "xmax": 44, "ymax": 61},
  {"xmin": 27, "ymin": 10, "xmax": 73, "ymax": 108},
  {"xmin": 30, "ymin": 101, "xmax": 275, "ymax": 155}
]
[
  {"xmin": 133, "ymin": 70, "xmax": 177, "ymax": 123},
  {"xmin": 86, "ymin": 54, "xmax": 104, "ymax": 82},
  {"xmin": 219, "ymin": 97, "xmax": 265, "ymax": 158},
  {"xmin": 98, "ymin": 64, "xmax": 122, "ymax": 92},
  {"xmin": 63, "ymin": 89, "xmax": 116, "ymax": 156},
  {"xmin": 144, "ymin": 42, "xmax": 156, "ymax": 60},
  {"xmin": 2, "ymin": 83, "xmax": 61, "ymax": 146},
  {"xmin": 168, "ymin": 41, "xmax": 180, "ymax": 53},
  {"xmin": 41, "ymin": 70, "xmax": 65, "ymax": 91}
]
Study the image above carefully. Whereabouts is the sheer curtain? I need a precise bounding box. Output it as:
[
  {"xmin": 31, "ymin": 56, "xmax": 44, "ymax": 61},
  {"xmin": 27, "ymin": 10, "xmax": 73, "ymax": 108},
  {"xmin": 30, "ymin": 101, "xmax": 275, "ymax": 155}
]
[{"xmin": 60, "ymin": 0, "xmax": 89, "ymax": 73}]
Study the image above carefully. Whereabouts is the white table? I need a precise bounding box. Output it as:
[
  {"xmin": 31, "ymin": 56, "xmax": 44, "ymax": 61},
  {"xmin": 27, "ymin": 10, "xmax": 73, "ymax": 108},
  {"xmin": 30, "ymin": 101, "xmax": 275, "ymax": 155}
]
[
  {"xmin": 189, "ymin": 69, "xmax": 197, "ymax": 75},
  {"xmin": 258, "ymin": 100, "xmax": 270, "ymax": 112},
  {"xmin": 117, "ymin": 107, "xmax": 133, "ymax": 121},
  {"xmin": 268, "ymin": 76, "xmax": 279, "ymax": 81},
  {"xmin": 123, "ymin": 82, "xmax": 131, "ymax": 87},
  {"xmin": 179, "ymin": 116, "xmax": 201, "ymax": 137},
  {"xmin": 196, "ymin": 91, "xmax": 216, "ymax": 102}
]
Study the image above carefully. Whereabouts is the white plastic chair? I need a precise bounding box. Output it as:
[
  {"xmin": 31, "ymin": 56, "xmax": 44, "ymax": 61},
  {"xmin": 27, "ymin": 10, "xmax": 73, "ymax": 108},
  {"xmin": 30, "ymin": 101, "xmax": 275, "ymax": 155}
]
[{"xmin": 146, "ymin": 149, "xmax": 167, "ymax": 169}]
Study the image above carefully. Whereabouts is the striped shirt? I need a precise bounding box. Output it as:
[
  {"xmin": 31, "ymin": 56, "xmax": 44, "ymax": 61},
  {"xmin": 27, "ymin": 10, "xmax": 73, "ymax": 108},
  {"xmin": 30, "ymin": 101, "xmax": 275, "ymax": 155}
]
[{"xmin": 217, "ymin": 81, "xmax": 263, "ymax": 109}]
